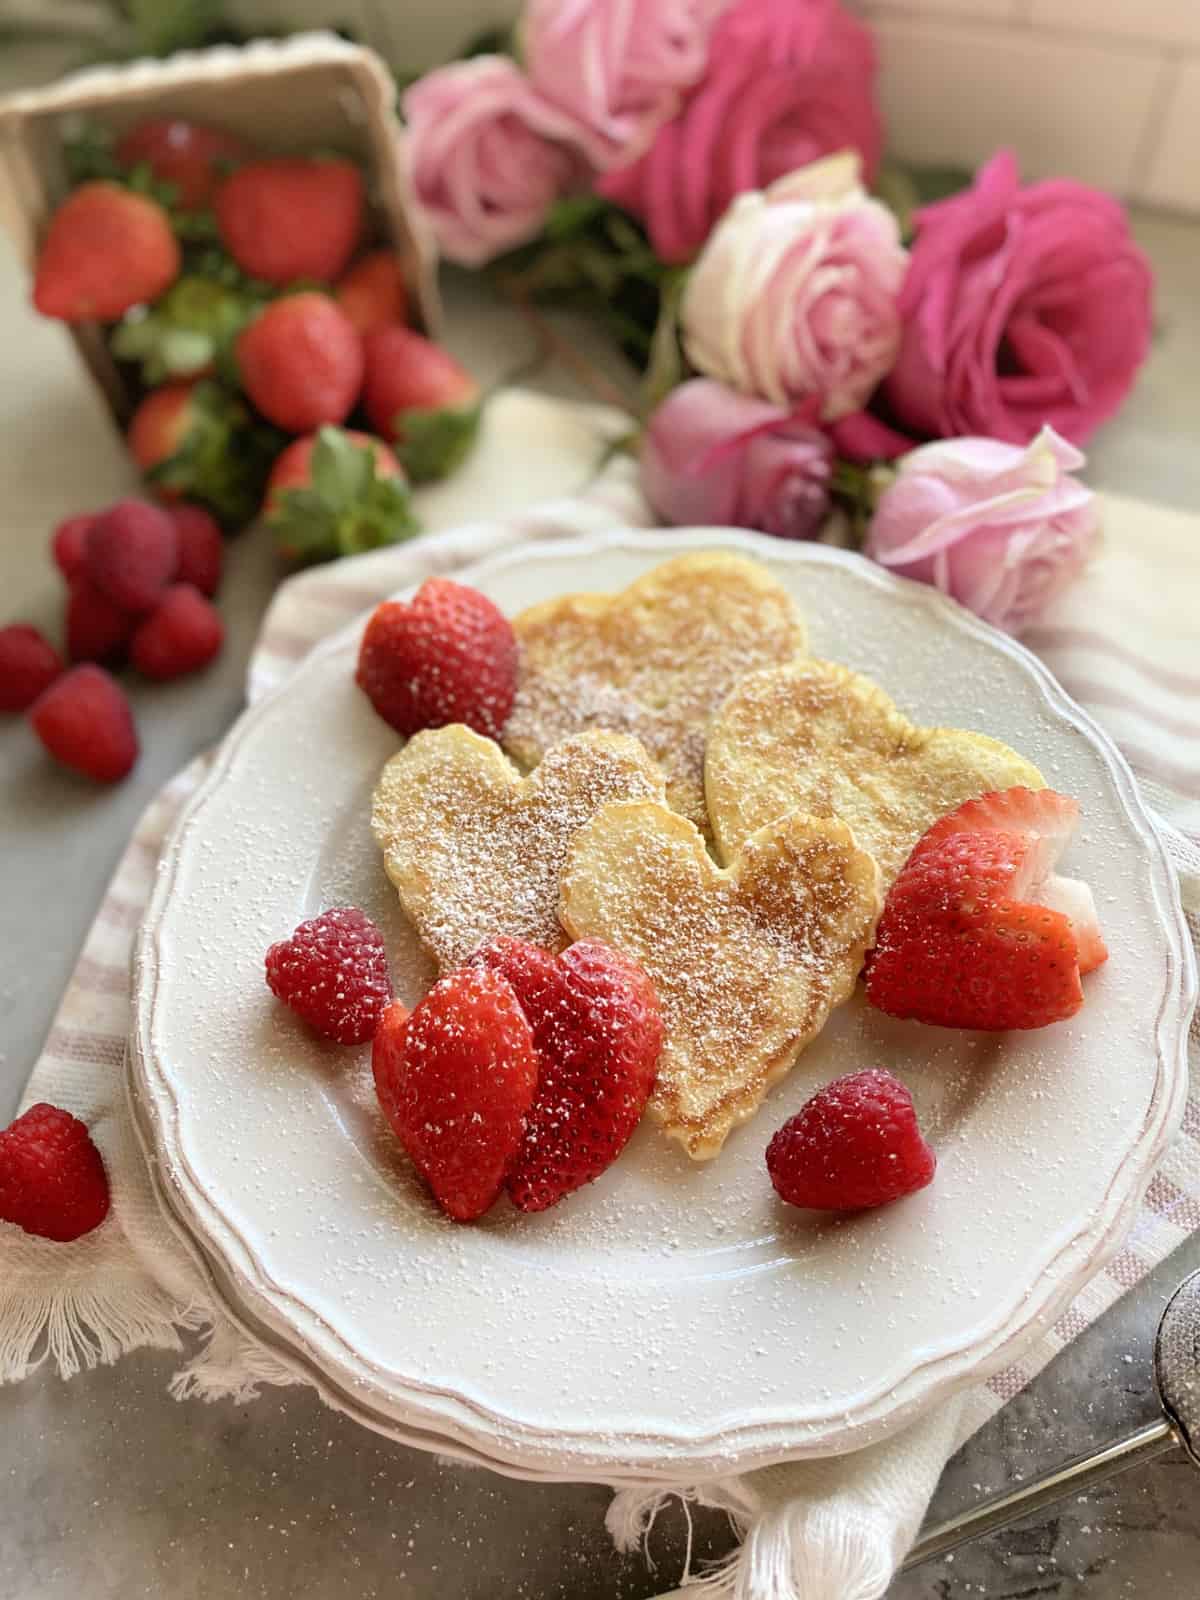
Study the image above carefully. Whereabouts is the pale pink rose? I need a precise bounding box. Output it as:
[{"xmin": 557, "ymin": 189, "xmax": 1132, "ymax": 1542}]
[
  {"xmin": 866, "ymin": 426, "xmax": 1099, "ymax": 633},
  {"xmin": 641, "ymin": 378, "xmax": 833, "ymax": 539},
  {"xmin": 402, "ymin": 58, "xmax": 586, "ymax": 267},
  {"xmin": 886, "ymin": 151, "xmax": 1154, "ymax": 447},
  {"xmin": 598, "ymin": 0, "xmax": 882, "ymax": 262},
  {"xmin": 523, "ymin": 0, "xmax": 729, "ymax": 170},
  {"xmin": 682, "ymin": 152, "xmax": 907, "ymax": 421}
]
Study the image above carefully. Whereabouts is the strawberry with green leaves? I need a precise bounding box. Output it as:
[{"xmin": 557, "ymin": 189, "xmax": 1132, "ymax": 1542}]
[
  {"xmin": 116, "ymin": 118, "xmax": 251, "ymax": 211},
  {"xmin": 362, "ymin": 326, "xmax": 482, "ymax": 482},
  {"xmin": 111, "ymin": 272, "xmax": 269, "ymax": 385},
  {"xmin": 264, "ymin": 426, "xmax": 418, "ymax": 564},
  {"xmin": 128, "ymin": 379, "xmax": 281, "ymax": 530}
]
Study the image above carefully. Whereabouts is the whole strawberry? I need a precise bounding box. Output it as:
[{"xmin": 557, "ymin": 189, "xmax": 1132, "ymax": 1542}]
[
  {"xmin": 30, "ymin": 665, "xmax": 138, "ymax": 782},
  {"xmin": 116, "ymin": 117, "xmax": 251, "ymax": 210},
  {"xmin": 264, "ymin": 426, "xmax": 416, "ymax": 564},
  {"xmin": 472, "ymin": 936, "xmax": 664, "ymax": 1212},
  {"xmin": 128, "ymin": 380, "xmax": 278, "ymax": 529},
  {"xmin": 362, "ymin": 326, "xmax": 481, "ymax": 481},
  {"xmin": 265, "ymin": 907, "xmax": 393, "ymax": 1045},
  {"xmin": 33, "ymin": 181, "xmax": 180, "ymax": 323},
  {"xmin": 236, "ymin": 293, "xmax": 364, "ymax": 434},
  {"xmin": 51, "ymin": 513, "xmax": 96, "ymax": 582},
  {"xmin": 168, "ymin": 505, "xmax": 224, "ymax": 597},
  {"xmin": 865, "ymin": 787, "xmax": 1105, "ymax": 1031},
  {"xmin": 85, "ymin": 499, "xmax": 179, "ymax": 615},
  {"xmin": 766, "ymin": 1070, "xmax": 936, "ymax": 1212},
  {"xmin": 335, "ymin": 250, "xmax": 409, "ymax": 335},
  {"xmin": 372, "ymin": 969, "xmax": 539, "ymax": 1222},
  {"xmin": 0, "ymin": 1102, "xmax": 110, "ymax": 1242},
  {"xmin": 131, "ymin": 584, "xmax": 224, "ymax": 680},
  {"xmin": 215, "ymin": 156, "xmax": 364, "ymax": 285},
  {"xmin": 0, "ymin": 624, "xmax": 62, "ymax": 712},
  {"xmin": 355, "ymin": 578, "xmax": 517, "ymax": 740}
]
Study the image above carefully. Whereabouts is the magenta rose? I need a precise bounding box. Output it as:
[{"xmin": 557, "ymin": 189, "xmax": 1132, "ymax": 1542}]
[
  {"xmin": 866, "ymin": 427, "xmax": 1099, "ymax": 633},
  {"xmin": 597, "ymin": 0, "xmax": 882, "ymax": 263},
  {"xmin": 886, "ymin": 151, "xmax": 1154, "ymax": 448},
  {"xmin": 403, "ymin": 57, "xmax": 586, "ymax": 267},
  {"xmin": 523, "ymin": 0, "xmax": 729, "ymax": 170},
  {"xmin": 641, "ymin": 378, "xmax": 834, "ymax": 538}
]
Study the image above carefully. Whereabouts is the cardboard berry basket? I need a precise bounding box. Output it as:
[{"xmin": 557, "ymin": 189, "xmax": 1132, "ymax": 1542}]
[{"xmin": 0, "ymin": 30, "xmax": 439, "ymax": 429}]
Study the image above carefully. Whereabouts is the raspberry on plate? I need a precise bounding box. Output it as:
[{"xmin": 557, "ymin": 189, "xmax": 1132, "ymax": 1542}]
[
  {"xmin": 0, "ymin": 1102, "xmax": 110, "ymax": 1242},
  {"xmin": 0, "ymin": 624, "xmax": 62, "ymax": 712},
  {"xmin": 865, "ymin": 787, "xmax": 1106, "ymax": 1031},
  {"xmin": 131, "ymin": 584, "xmax": 224, "ymax": 680},
  {"xmin": 470, "ymin": 936, "xmax": 663, "ymax": 1212},
  {"xmin": 85, "ymin": 499, "xmax": 179, "ymax": 616},
  {"xmin": 372, "ymin": 968, "xmax": 539, "ymax": 1222},
  {"xmin": 264, "ymin": 907, "xmax": 392, "ymax": 1045},
  {"xmin": 355, "ymin": 577, "xmax": 518, "ymax": 740},
  {"xmin": 766, "ymin": 1069, "xmax": 936, "ymax": 1212},
  {"xmin": 30, "ymin": 665, "xmax": 138, "ymax": 783}
]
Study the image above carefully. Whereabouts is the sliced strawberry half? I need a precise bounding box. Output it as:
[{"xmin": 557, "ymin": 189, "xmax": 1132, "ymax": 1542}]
[
  {"xmin": 912, "ymin": 788, "xmax": 1107, "ymax": 974},
  {"xmin": 865, "ymin": 787, "xmax": 1106, "ymax": 1032}
]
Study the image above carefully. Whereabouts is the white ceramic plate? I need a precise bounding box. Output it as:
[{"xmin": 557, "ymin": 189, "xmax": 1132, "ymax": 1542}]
[{"xmin": 131, "ymin": 529, "xmax": 1194, "ymax": 1482}]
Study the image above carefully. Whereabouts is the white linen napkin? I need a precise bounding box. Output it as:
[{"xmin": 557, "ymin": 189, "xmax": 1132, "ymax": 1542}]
[{"xmin": 2, "ymin": 390, "xmax": 1197, "ymax": 1600}]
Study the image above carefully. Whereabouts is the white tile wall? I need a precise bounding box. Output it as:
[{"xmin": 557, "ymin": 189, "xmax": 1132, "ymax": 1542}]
[
  {"xmin": 856, "ymin": 0, "xmax": 1196, "ymax": 213},
  {"xmin": 1143, "ymin": 57, "xmax": 1200, "ymax": 213},
  {"xmin": 867, "ymin": 14, "xmax": 1166, "ymax": 193},
  {"xmin": 1030, "ymin": 0, "xmax": 1200, "ymax": 47},
  {"xmin": 222, "ymin": 0, "xmax": 1198, "ymax": 216}
]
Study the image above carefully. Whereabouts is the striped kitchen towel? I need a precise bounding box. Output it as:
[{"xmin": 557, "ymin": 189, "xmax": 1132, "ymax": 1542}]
[{"xmin": 0, "ymin": 397, "xmax": 1196, "ymax": 1600}]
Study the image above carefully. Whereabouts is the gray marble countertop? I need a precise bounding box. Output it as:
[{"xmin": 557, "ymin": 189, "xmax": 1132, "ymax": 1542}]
[{"xmin": 1, "ymin": 205, "xmax": 1198, "ymax": 1598}]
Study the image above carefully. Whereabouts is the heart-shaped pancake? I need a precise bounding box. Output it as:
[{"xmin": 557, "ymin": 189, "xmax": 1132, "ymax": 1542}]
[
  {"xmin": 372, "ymin": 727, "xmax": 666, "ymax": 972},
  {"xmin": 559, "ymin": 800, "xmax": 881, "ymax": 1159},
  {"xmin": 706, "ymin": 660, "xmax": 1043, "ymax": 888},
  {"xmin": 502, "ymin": 552, "xmax": 808, "ymax": 829}
]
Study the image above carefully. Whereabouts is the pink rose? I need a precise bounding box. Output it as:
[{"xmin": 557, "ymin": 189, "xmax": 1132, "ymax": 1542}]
[
  {"xmin": 866, "ymin": 426, "xmax": 1099, "ymax": 633},
  {"xmin": 886, "ymin": 151, "xmax": 1154, "ymax": 448},
  {"xmin": 597, "ymin": 0, "xmax": 882, "ymax": 263},
  {"xmin": 641, "ymin": 378, "xmax": 834, "ymax": 539},
  {"xmin": 523, "ymin": 0, "xmax": 729, "ymax": 170},
  {"xmin": 682, "ymin": 153, "xmax": 907, "ymax": 420},
  {"xmin": 402, "ymin": 58, "xmax": 586, "ymax": 267}
]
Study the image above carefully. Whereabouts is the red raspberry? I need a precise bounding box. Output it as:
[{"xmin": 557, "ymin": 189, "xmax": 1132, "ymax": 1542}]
[
  {"xmin": 355, "ymin": 578, "xmax": 518, "ymax": 740},
  {"xmin": 169, "ymin": 505, "xmax": 224, "ymax": 597},
  {"xmin": 766, "ymin": 1070, "xmax": 936, "ymax": 1212},
  {"xmin": 30, "ymin": 665, "xmax": 138, "ymax": 783},
  {"xmin": 471, "ymin": 936, "xmax": 663, "ymax": 1212},
  {"xmin": 85, "ymin": 498, "xmax": 179, "ymax": 616},
  {"xmin": 372, "ymin": 969, "xmax": 539, "ymax": 1222},
  {"xmin": 66, "ymin": 578, "xmax": 136, "ymax": 665},
  {"xmin": 131, "ymin": 584, "xmax": 224, "ymax": 680},
  {"xmin": 0, "ymin": 1102, "xmax": 110, "ymax": 1242},
  {"xmin": 265, "ymin": 907, "xmax": 392, "ymax": 1045},
  {"xmin": 0, "ymin": 624, "xmax": 62, "ymax": 712},
  {"xmin": 51, "ymin": 513, "xmax": 96, "ymax": 582}
]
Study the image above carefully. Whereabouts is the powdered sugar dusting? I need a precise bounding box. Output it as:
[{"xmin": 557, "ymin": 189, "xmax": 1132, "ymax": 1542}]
[
  {"xmin": 503, "ymin": 552, "xmax": 807, "ymax": 826},
  {"xmin": 371, "ymin": 727, "xmax": 666, "ymax": 971},
  {"xmin": 560, "ymin": 800, "xmax": 882, "ymax": 1159}
]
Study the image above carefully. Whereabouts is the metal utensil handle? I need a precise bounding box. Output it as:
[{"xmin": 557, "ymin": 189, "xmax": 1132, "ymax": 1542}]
[{"xmin": 902, "ymin": 1419, "xmax": 1176, "ymax": 1570}]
